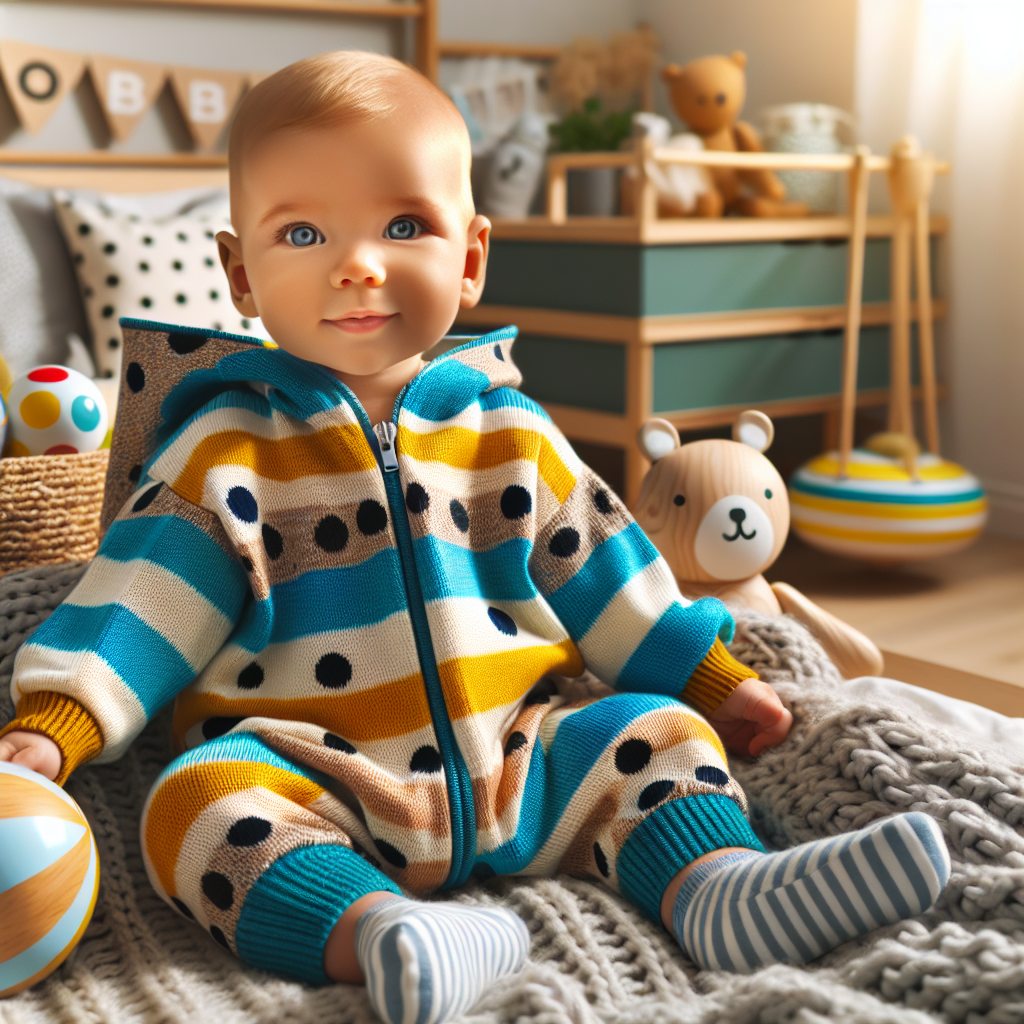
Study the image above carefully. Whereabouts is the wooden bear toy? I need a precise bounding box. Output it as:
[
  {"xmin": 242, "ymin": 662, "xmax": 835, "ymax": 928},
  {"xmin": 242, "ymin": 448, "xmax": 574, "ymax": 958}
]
[{"xmin": 634, "ymin": 411, "xmax": 884, "ymax": 679}]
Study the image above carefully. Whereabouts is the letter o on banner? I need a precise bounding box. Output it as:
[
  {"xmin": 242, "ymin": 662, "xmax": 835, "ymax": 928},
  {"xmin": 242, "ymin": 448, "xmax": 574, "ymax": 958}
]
[
  {"xmin": 0, "ymin": 40, "xmax": 85, "ymax": 134},
  {"xmin": 19, "ymin": 62, "xmax": 58, "ymax": 101}
]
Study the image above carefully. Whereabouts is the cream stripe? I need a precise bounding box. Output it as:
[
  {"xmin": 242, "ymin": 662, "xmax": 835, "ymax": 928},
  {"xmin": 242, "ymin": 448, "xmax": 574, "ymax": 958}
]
[
  {"xmin": 11, "ymin": 647, "xmax": 146, "ymax": 762},
  {"xmin": 395, "ymin": 454, "xmax": 552, "ymax": 496},
  {"xmin": 425, "ymin": 596, "xmax": 570, "ymax": 662},
  {"xmin": 66, "ymin": 556, "xmax": 232, "ymax": 672},
  {"xmin": 399, "ymin": 402, "xmax": 554, "ymax": 438},
  {"xmin": 791, "ymin": 506, "xmax": 989, "ymax": 534}
]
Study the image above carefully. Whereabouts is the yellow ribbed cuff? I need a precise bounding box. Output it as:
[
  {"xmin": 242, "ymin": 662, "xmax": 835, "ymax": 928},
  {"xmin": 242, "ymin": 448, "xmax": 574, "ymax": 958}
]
[
  {"xmin": 681, "ymin": 638, "xmax": 759, "ymax": 718},
  {"xmin": 0, "ymin": 691, "xmax": 104, "ymax": 786}
]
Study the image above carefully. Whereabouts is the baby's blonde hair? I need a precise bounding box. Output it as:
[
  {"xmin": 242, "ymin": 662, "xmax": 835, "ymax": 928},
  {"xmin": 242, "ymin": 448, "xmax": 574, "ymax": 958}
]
[{"xmin": 229, "ymin": 50, "xmax": 473, "ymax": 217}]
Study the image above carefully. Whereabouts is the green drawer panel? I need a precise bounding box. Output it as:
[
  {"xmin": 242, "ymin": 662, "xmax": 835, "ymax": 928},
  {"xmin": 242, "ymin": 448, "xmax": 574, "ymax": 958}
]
[
  {"xmin": 513, "ymin": 335, "xmax": 626, "ymax": 414},
  {"xmin": 652, "ymin": 326, "xmax": 918, "ymax": 412},
  {"xmin": 482, "ymin": 238, "xmax": 936, "ymax": 317}
]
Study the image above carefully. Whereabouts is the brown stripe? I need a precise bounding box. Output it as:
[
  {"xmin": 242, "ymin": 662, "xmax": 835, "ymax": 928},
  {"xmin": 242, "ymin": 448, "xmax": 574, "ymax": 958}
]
[{"xmin": 0, "ymin": 831, "xmax": 91, "ymax": 961}]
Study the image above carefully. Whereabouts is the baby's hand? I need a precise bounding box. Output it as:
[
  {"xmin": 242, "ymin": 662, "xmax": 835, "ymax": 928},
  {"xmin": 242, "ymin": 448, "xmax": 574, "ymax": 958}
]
[
  {"xmin": 0, "ymin": 730, "xmax": 61, "ymax": 781},
  {"xmin": 707, "ymin": 678, "xmax": 793, "ymax": 760}
]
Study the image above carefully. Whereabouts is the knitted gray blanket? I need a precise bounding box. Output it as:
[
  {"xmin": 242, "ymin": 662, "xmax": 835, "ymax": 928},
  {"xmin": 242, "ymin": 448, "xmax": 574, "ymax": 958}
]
[{"xmin": 1, "ymin": 563, "xmax": 1021, "ymax": 1024}]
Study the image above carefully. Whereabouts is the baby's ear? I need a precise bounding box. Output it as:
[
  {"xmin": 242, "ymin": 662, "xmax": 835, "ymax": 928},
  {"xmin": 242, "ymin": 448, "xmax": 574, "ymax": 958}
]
[
  {"xmin": 460, "ymin": 214, "xmax": 491, "ymax": 309},
  {"xmin": 215, "ymin": 230, "xmax": 259, "ymax": 318}
]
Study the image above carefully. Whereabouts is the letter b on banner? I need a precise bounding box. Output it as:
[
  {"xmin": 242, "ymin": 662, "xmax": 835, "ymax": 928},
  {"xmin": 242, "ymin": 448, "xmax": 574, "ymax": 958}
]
[
  {"xmin": 189, "ymin": 80, "xmax": 225, "ymax": 123},
  {"xmin": 107, "ymin": 70, "xmax": 145, "ymax": 115},
  {"xmin": 170, "ymin": 67, "xmax": 245, "ymax": 151},
  {"xmin": 88, "ymin": 56, "xmax": 166, "ymax": 141}
]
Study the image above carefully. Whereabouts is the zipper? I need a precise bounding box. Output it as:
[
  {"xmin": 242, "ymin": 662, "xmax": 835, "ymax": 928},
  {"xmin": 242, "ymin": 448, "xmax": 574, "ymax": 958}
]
[{"xmin": 369, "ymin": 409, "xmax": 477, "ymax": 889}]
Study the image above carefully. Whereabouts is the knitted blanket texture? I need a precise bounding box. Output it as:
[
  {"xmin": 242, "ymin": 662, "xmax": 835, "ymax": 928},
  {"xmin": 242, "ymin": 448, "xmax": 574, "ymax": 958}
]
[{"xmin": 1, "ymin": 562, "xmax": 1022, "ymax": 1024}]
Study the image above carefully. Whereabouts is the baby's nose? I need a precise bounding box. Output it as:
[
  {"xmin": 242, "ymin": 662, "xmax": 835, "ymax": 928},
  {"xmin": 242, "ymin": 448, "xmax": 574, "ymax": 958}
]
[{"xmin": 729, "ymin": 507, "xmax": 747, "ymax": 523}]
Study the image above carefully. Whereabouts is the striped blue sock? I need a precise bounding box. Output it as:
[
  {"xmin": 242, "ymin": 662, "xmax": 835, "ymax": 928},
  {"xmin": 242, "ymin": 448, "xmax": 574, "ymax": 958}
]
[
  {"xmin": 672, "ymin": 811, "xmax": 951, "ymax": 973},
  {"xmin": 355, "ymin": 898, "xmax": 530, "ymax": 1024}
]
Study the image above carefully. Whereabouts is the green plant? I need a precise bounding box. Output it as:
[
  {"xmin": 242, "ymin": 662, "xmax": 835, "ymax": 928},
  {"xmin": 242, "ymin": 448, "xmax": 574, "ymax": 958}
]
[{"xmin": 549, "ymin": 98, "xmax": 635, "ymax": 153}]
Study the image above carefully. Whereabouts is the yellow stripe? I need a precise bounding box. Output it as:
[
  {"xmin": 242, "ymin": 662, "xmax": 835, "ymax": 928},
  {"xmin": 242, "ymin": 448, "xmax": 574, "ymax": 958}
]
[
  {"xmin": 398, "ymin": 425, "xmax": 576, "ymax": 503},
  {"xmin": 172, "ymin": 424, "xmax": 376, "ymax": 505},
  {"xmin": 0, "ymin": 773, "xmax": 85, "ymax": 826},
  {"xmin": 794, "ymin": 520, "xmax": 983, "ymax": 544},
  {"xmin": 802, "ymin": 455, "xmax": 971, "ymax": 483},
  {"xmin": 172, "ymin": 672, "xmax": 434, "ymax": 749},
  {"xmin": 145, "ymin": 762, "xmax": 325, "ymax": 896},
  {"xmin": 790, "ymin": 492, "xmax": 988, "ymax": 519},
  {"xmin": 439, "ymin": 639, "xmax": 584, "ymax": 719}
]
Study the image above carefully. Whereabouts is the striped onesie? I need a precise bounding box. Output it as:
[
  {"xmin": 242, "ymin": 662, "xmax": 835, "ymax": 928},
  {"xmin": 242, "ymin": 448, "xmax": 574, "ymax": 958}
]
[{"xmin": 3, "ymin": 319, "xmax": 766, "ymax": 984}]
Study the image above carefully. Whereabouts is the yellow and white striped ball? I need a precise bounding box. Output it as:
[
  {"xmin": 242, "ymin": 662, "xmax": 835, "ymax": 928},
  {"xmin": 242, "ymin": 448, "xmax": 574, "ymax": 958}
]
[
  {"xmin": 789, "ymin": 449, "xmax": 987, "ymax": 564},
  {"xmin": 0, "ymin": 762, "xmax": 99, "ymax": 997}
]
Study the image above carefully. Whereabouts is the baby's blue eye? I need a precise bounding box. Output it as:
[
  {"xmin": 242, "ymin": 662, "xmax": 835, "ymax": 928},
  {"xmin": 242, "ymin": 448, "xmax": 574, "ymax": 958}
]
[
  {"xmin": 386, "ymin": 218, "xmax": 420, "ymax": 240},
  {"xmin": 286, "ymin": 225, "xmax": 320, "ymax": 247}
]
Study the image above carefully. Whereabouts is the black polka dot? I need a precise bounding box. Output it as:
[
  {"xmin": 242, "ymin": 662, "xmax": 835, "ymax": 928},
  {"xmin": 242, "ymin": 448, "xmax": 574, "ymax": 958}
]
[
  {"xmin": 210, "ymin": 926, "xmax": 230, "ymax": 949},
  {"xmin": 316, "ymin": 652, "xmax": 352, "ymax": 689},
  {"xmin": 236, "ymin": 662, "xmax": 264, "ymax": 690},
  {"xmin": 374, "ymin": 838, "xmax": 407, "ymax": 869},
  {"xmin": 209, "ymin": 290, "xmax": 219, "ymax": 300},
  {"xmin": 593, "ymin": 842, "xmax": 609, "ymax": 878},
  {"xmin": 673, "ymin": 494, "xmax": 685, "ymax": 507},
  {"xmin": 202, "ymin": 872, "xmax": 234, "ymax": 910},
  {"xmin": 202, "ymin": 716, "xmax": 244, "ymax": 739},
  {"xmin": 500, "ymin": 485, "xmax": 531, "ymax": 519},
  {"xmin": 77, "ymin": 223, "xmax": 90, "ymax": 235},
  {"xmin": 142, "ymin": 235, "xmax": 154, "ymax": 246},
  {"xmin": 177, "ymin": 231, "xmax": 188, "ymax": 242},
  {"xmin": 175, "ymin": 293, "xmax": 187, "ymax": 304},
  {"xmin": 488, "ymin": 607, "xmax": 517, "ymax": 636},
  {"xmin": 314, "ymin": 515, "xmax": 348, "ymax": 552},
  {"xmin": 324, "ymin": 732, "xmax": 356, "ymax": 753},
  {"xmin": 405, "ymin": 483, "xmax": 429, "ymax": 514},
  {"xmin": 101, "ymin": 305, "xmax": 114, "ymax": 318},
  {"xmin": 140, "ymin": 297, "xmax": 152, "ymax": 308},
  {"xmin": 132, "ymin": 483, "xmax": 163, "ymax": 512},
  {"xmin": 172, "ymin": 897, "xmax": 194, "ymax": 919},
  {"xmin": 615, "ymin": 739, "xmax": 652, "ymax": 775},
  {"xmin": 227, "ymin": 486, "xmax": 258, "ymax": 523},
  {"xmin": 240, "ymin": 556, "xmax": 253, "ymax": 573},
  {"xmin": 108, "ymin": 337, "xmax": 119, "ymax": 349},
  {"xmin": 168, "ymin": 331, "xmax": 208, "ymax": 354},
  {"xmin": 128, "ymin": 464, "xmax": 142, "ymax": 484},
  {"xmin": 240, "ymin": 318, "xmax": 251, "ymax": 329},
  {"xmin": 261, "ymin": 524, "xmax": 283, "ymax": 560},
  {"xmin": 138, "ymin": 261, "xmax": 150, "ymax": 272},
  {"xmin": 472, "ymin": 861, "xmax": 496, "ymax": 879},
  {"xmin": 504, "ymin": 731, "xmax": 527, "ymax": 757},
  {"xmin": 493, "ymin": 344, "xmax": 504, "ymax": 361},
  {"xmin": 205, "ymin": 230, "xmax": 215, "ymax": 239},
  {"xmin": 695, "ymin": 765, "xmax": 729, "ymax": 787},
  {"xmin": 126, "ymin": 362, "xmax": 145, "ymax": 392},
  {"xmin": 524, "ymin": 691, "xmax": 550, "ymax": 706},
  {"xmin": 103, "ymin": 242, "xmax": 116, "ymax": 254},
  {"xmin": 449, "ymin": 499, "xmax": 469, "ymax": 532},
  {"xmin": 638, "ymin": 779, "xmax": 675, "ymax": 811},
  {"xmin": 227, "ymin": 816, "xmax": 272, "ymax": 847},
  {"xmin": 204, "ymin": 256, "xmax": 215, "ymax": 267},
  {"xmin": 593, "ymin": 489, "xmax": 613, "ymax": 514},
  {"xmin": 356, "ymin": 500, "xmax": 388, "ymax": 536},
  {"xmin": 106, "ymin": 274, "xmax": 119, "ymax": 287},
  {"xmin": 549, "ymin": 528, "xmax": 580, "ymax": 558},
  {"xmin": 409, "ymin": 746, "xmax": 443, "ymax": 773},
  {"xmin": 172, "ymin": 260, "xmax": 184, "ymax": 270}
]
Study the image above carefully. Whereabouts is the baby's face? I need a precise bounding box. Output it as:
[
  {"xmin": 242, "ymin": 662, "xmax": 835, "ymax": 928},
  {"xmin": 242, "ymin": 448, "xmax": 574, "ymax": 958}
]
[{"xmin": 219, "ymin": 106, "xmax": 488, "ymax": 379}]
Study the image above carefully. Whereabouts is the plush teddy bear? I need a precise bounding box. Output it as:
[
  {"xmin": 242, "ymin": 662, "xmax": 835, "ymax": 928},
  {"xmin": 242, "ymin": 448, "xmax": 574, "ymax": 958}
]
[
  {"xmin": 661, "ymin": 51, "xmax": 809, "ymax": 218},
  {"xmin": 633, "ymin": 411, "xmax": 884, "ymax": 679}
]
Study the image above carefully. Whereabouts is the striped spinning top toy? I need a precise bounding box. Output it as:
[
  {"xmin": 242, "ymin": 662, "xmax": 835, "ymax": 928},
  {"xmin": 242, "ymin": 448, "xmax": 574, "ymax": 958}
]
[
  {"xmin": 0, "ymin": 762, "xmax": 99, "ymax": 997},
  {"xmin": 789, "ymin": 449, "xmax": 987, "ymax": 564}
]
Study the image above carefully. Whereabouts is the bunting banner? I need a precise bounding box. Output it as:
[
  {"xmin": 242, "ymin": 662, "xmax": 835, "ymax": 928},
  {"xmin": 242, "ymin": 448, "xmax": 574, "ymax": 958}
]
[
  {"xmin": 0, "ymin": 38, "xmax": 261, "ymax": 147},
  {"xmin": 169, "ymin": 66, "xmax": 247, "ymax": 152},
  {"xmin": 88, "ymin": 54, "xmax": 167, "ymax": 142},
  {"xmin": 0, "ymin": 39, "xmax": 85, "ymax": 135}
]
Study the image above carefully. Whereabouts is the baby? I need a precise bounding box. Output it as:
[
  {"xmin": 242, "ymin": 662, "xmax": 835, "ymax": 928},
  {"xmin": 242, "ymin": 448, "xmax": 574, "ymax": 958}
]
[{"xmin": 1, "ymin": 51, "xmax": 950, "ymax": 1024}]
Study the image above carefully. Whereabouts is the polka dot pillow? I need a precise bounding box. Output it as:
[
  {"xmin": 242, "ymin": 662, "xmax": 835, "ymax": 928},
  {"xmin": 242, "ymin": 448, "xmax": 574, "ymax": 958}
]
[{"xmin": 53, "ymin": 189, "xmax": 271, "ymax": 379}]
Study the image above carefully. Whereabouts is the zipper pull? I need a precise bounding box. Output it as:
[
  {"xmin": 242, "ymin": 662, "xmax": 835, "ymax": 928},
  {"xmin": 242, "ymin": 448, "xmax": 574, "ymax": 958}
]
[{"xmin": 374, "ymin": 420, "xmax": 399, "ymax": 473}]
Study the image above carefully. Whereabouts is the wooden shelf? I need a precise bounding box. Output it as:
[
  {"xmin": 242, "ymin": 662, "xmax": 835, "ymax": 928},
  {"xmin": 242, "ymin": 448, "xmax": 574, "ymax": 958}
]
[
  {"xmin": 42, "ymin": 0, "xmax": 424, "ymax": 16},
  {"xmin": 0, "ymin": 151, "xmax": 228, "ymax": 168},
  {"xmin": 439, "ymin": 40, "xmax": 562, "ymax": 60}
]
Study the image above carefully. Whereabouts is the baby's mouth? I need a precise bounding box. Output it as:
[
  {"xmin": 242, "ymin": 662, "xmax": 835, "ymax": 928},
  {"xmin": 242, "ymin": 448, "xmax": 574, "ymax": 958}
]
[{"xmin": 326, "ymin": 312, "xmax": 397, "ymax": 334}]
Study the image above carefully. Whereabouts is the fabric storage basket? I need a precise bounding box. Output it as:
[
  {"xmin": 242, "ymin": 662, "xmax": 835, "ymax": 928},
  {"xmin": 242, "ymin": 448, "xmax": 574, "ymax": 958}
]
[{"xmin": 0, "ymin": 450, "xmax": 109, "ymax": 574}]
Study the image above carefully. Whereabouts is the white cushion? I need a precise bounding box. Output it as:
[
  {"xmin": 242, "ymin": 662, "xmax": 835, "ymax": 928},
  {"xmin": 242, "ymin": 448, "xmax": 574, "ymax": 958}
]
[{"xmin": 53, "ymin": 188, "xmax": 270, "ymax": 379}]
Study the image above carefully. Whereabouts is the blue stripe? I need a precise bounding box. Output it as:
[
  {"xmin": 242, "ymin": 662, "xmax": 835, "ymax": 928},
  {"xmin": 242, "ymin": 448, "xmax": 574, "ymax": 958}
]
[
  {"xmin": 415, "ymin": 536, "xmax": 538, "ymax": 603},
  {"xmin": 28, "ymin": 603, "xmax": 196, "ymax": 716},
  {"xmin": 403, "ymin": 359, "xmax": 494, "ymax": 422},
  {"xmin": 100, "ymin": 515, "xmax": 247, "ymax": 619},
  {"xmin": 545, "ymin": 522, "xmax": 661, "ymax": 640},
  {"xmin": 230, "ymin": 550, "xmax": 409, "ymax": 651},
  {"xmin": 617, "ymin": 598, "xmax": 733, "ymax": 696},
  {"xmin": 478, "ymin": 387, "xmax": 550, "ymax": 419},
  {"xmin": 790, "ymin": 476, "xmax": 985, "ymax": 505}
]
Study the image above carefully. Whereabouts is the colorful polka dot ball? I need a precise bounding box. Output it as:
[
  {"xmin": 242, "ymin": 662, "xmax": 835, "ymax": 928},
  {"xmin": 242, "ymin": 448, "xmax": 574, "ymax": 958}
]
[
  {"xmin": 4, "ymin": 366, "xmax": 109, "ymax": 458},
  {"xmin": 789, "ymin": 449, "xmax": 987, "ymax": 564},
  {"xmin": 0, "ymin": 762, "xmax": 100, "ymax": 997}
]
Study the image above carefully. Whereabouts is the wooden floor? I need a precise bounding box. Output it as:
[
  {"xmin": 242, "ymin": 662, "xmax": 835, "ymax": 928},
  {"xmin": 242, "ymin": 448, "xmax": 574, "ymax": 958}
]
[{"xmin": 766, "ymin": 533, "xmax": 1024, "ymax": 711}]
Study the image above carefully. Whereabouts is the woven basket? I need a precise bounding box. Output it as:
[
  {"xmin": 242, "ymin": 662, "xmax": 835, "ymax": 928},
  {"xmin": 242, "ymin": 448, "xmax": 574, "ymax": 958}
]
[{"xmin": 0, "ymin": 450, "xmax": 109, "ymax": 575}]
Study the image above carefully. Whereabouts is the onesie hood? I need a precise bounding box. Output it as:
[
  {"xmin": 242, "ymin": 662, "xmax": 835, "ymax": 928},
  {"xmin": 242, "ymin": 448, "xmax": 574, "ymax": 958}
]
[{"xmin": 101, "ymin": 318, "xmax": 520, "ymax": 532}]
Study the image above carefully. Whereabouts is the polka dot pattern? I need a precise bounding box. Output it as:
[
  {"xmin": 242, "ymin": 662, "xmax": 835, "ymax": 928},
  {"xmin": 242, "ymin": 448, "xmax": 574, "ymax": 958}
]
[
  {"xmin": 315, "ymin": 652, "xmax": 352, "ymax": 689},
  {"xmin": 226, "ymin": 817, "xmax": 272, "ymax": 847},
  {"xmin": 356, "ymin": 500, "xmax": 388, "ymax": 536},
  {"xmin": 500, "ymin": 485, "xmax": 531, "ymax": 520}
]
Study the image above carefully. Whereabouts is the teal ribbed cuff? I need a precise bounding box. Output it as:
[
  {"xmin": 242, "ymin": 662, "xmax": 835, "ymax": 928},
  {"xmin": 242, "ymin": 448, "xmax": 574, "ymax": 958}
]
[
  {"xmin": 235, "ymin": 843, "xmax": 402, "ymax": 985},
  {"xmin": 616, "ymin": 794, "xmax": 765, "ymax": 923}
]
